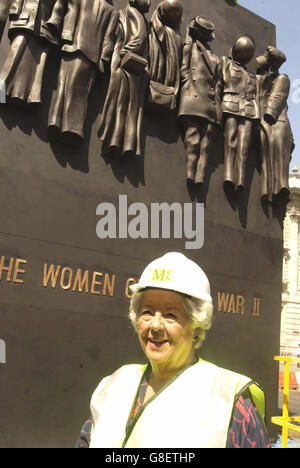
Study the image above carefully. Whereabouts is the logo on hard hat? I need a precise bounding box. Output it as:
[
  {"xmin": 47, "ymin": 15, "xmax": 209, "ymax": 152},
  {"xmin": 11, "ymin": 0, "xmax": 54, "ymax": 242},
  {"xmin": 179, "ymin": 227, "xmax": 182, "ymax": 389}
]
[{"xmin": 152, "ymin": 269, "xmax": 172, "ymax": 282}]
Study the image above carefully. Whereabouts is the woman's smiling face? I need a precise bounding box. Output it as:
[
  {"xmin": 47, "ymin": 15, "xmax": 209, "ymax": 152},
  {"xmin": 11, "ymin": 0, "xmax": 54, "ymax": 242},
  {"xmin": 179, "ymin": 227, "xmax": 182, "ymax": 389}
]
[{"xmin": 137, "ymin": 289, "xmax": 196, "ymax": 374}]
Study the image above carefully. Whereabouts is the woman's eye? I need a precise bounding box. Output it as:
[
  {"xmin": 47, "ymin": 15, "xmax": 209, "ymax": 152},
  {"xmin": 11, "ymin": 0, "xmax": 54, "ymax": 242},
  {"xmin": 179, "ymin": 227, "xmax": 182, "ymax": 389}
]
[
  {"xmin": 140, "ymin": 310, "xmax": 152, "ymax": 317},
  {"xmin": 166, "ymin": 312, "xmax": 177, "ymax": 319}
]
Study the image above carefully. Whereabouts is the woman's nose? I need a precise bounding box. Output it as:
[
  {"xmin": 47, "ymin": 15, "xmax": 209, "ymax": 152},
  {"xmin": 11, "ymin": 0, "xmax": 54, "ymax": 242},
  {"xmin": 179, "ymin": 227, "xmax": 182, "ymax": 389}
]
[{"xmin": 150, "ymin": 312, "xmax": 163, "ymax": 331}]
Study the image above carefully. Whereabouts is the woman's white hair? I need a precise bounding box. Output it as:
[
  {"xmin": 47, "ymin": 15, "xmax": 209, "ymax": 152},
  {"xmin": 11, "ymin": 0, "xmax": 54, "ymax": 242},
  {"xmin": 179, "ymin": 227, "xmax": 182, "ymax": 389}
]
[{"xmin": 128, "ymin": 289, "xmax": 213, "ymax": 349}]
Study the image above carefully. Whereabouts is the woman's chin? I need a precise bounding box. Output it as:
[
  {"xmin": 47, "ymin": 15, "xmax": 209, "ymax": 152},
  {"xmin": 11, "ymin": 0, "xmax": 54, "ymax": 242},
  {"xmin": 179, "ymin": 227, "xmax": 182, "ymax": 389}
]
[{"xmin": 144, "ymin": 340, "xmax": 171, "ymax": 362}]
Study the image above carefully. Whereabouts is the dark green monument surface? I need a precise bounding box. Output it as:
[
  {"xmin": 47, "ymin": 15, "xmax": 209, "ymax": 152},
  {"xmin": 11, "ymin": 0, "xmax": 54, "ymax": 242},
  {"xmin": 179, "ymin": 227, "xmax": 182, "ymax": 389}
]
[{"xmin": 0, "ymin": 0, "xmax": 283, "ymax": 447}]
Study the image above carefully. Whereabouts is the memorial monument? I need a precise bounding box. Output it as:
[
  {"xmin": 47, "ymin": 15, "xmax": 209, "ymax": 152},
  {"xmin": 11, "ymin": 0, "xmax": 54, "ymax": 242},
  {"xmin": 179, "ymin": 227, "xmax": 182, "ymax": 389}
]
[{"xmin": 0, "ymin": 0, "xmax": 294, "ymax": 447}]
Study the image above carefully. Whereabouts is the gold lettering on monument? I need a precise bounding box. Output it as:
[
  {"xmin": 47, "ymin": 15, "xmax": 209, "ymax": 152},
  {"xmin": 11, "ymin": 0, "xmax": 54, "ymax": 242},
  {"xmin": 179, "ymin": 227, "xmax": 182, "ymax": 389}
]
[
  {"xmin": 12, "ymin": 259, "xmax": 27, "ymax": 284},
  {"xmin": 125, "ymin": 277, "xmax": 137, "ymax": 299},
  {"xmin": 43, "ymin": 263, "xmax": 61, "ymax": 288},
  {"xmin": 42, "ymin": 263, "xmax": 116, "ymax": 296},
  {"xmin": 60, "ymin": 267, "xmax": 73, "ymax": 290},
  {"xmin": 0, "ymin": 254, "xmax": 263, "ymax": 316},
  {"xmin": 236, "ymin": 295, "xmax": 245, "ymax": 315},
  {"xmin": 252, "ymin": 298, "xmax": 261, "ymax": 317},
  {"xmin": 91, "ymin": 271, "xmax": 103, "ymax": 295},
  {"xmin": 103, "ymin": 274, "xmax": 116, "ymax": 297},
  {"xmin": 218, "ymin": 292, "xmax": 245, "ymax": 314},
  {"xmin": 0, "ymin": 256, "xmax": 27, "ymax": 283},
  {"xmin": 72, "ymin": 269, "xmax": 89, "ymax": 293},
  {"xmin": 217, "ymin": 292, "xmax": 257, "ymax": 317}
]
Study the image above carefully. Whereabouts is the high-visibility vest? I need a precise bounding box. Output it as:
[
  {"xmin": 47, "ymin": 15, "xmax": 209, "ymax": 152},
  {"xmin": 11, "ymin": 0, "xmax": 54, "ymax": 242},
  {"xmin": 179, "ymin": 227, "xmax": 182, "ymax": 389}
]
[{"xmin": 89, "ymin": 358, "xmax": 266, "ymax": 448}]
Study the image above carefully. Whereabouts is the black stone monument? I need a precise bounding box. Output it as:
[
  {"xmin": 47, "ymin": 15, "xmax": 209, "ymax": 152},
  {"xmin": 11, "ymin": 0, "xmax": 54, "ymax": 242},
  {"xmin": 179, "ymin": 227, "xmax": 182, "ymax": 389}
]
[{"xmin": 0, "ymin": 0, "xmax": 285, "ymax": 447}]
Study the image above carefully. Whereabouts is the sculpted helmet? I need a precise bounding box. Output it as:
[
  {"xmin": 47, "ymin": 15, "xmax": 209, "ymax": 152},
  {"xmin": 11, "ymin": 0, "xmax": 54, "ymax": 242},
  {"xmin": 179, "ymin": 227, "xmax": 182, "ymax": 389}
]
[{"xmin": 232, "ymin": 34, "xmax": 255, "ymax": 66}]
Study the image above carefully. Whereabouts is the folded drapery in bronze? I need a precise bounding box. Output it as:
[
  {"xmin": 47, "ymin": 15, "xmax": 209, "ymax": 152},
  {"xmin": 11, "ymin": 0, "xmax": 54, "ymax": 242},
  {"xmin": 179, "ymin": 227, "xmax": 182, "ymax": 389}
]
[
  {"xmin": 147, "ymin": 0, "xmax": 182, "ymax": 112},
  {"xmin": 0, "ymin": 0, "xmax": 67, "ymax": 103},
  {"xmin": 48, "ymin": 0, "xmax": 118, "ymax": 141},
  {"xmin": 98, "ymin": 2, "xmax": 150, "ymax": 157},
  {"xmin": 258, "ymin": 71, "xmax": 294, "ymax": 202}
]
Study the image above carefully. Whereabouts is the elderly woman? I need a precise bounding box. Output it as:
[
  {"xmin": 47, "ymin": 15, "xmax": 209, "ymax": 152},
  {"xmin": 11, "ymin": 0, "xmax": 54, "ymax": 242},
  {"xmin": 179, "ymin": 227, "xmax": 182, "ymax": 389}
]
[{"xmin": 76, "ymin": 252, "xmax": 270, "ymax": 448}]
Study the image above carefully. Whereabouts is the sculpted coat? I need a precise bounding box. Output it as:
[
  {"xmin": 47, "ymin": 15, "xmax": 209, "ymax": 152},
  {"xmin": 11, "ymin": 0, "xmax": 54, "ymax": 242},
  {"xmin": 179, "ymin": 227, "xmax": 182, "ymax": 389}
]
[
  {"xmin": 217, "ymin": 56, "xmax": 259, "ymax": 121},
  {"xmin": 178, "ymin": 39, "xmax": 221, "ymax": 124},
  {"xmin": 48, "ymin": 0, "xmax": 119, "ymax": 141},
  {"xmin": 258, "ymin": 71, "xmax": 294, "ymax": 201},
  {"xmin": 0, "ymin": 0, "xmax": 67, "ymax": 103},
  {"xmin": 216, "ymin": 35, "xmax": 259, "ymax": 191},
  {"xmin": 178, "ymin": 17, "xmax": 221, "ymax": 184},
  {"xmin": 8, "ymin": 0, "xmax": 66, "ymax": 45},
  {"xmin": 60, "ymin": 0, "xmax": 119, "ymax": 71},
  {"xmin": 98, "ymin": 2, "xmax": 150, "ymax": 157},
  {"xmin": 148, "ymin": 0, "xmax": 182, "ymax": 112}
]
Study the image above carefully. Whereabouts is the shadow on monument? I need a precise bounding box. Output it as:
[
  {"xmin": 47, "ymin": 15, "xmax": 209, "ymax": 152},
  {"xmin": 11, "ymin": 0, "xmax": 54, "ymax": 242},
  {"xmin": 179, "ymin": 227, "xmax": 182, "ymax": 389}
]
[{"xmin": 101, "ymin": 148, "xmax": 146, "ymax": 188}]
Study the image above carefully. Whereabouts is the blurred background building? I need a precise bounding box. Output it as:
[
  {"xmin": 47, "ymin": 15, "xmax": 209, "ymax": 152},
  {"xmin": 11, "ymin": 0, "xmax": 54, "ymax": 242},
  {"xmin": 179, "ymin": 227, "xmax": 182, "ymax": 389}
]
[{"xmin": 281, "ymin": 166, "xmax": 300, "ymax": 369}]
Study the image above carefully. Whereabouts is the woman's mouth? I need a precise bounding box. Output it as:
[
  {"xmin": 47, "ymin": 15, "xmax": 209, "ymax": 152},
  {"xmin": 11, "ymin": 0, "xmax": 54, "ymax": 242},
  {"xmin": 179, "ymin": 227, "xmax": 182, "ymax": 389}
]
[{"xmin": 148, "ymin": 338, "xmax": 168, "ymax": 349}]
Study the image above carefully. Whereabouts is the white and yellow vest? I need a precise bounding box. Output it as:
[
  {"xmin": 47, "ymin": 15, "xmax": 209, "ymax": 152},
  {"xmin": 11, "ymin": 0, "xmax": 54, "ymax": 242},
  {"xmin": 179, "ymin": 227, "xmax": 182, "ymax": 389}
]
[{"xmin": 89, "ymin": 358, "xmax": 265, "ymax": 448}]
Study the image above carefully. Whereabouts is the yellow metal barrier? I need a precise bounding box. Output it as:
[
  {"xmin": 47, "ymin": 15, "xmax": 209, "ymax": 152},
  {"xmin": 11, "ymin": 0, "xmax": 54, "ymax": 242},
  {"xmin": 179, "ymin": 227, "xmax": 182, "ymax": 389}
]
[{"xmin": 271, "ymin": 356, "xmax": 300, "ymax": 448}]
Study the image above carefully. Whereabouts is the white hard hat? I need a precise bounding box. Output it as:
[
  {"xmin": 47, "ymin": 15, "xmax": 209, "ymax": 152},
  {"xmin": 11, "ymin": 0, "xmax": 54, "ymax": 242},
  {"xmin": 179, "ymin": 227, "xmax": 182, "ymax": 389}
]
[{"xmin": 130, "ymin": 252, "xmax": 212, "ymax": 303}]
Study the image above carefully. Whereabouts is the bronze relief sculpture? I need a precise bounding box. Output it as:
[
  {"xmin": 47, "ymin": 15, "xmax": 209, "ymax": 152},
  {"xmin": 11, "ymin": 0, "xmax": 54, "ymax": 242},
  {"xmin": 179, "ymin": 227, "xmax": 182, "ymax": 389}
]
[
  {"xmin": 147, "ymin": 0, "xmax": 183, "ymax": 113},
  {"xmin": 0, "ymin": 0, "xmax": 13, "ymax": 42},
  {"xmin": 178, "ymin": 17, "xmax": 221, "ymax": 184},
  {"xmin": 216, "ymin": 34, "xmax": 259, "ymax": 191},
  {"xmin": 0, "ymin": 0, "xmax": 67, "ymax": 103},
  {"xmin": 256, "ymin": 46, "xmax": 294, "ymax": 203},
  {"xmin": 0, "ymin": 1, "xmax": 294, "ymax": 209},
  {"xmin": 48, "ymin": 0, "xmax": 119, "ymax": 143},
  {"xmin": 98, "ymin": 0, "xmax": 151, "ymax": 157}
]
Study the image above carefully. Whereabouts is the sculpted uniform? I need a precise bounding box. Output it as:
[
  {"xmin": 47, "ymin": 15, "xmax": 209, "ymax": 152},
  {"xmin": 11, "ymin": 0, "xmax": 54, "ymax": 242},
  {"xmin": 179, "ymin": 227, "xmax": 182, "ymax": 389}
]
[
  {"xmin": 178, "ymin": 19, "xmax": 221, "ymax": 183},
  {"xmin": 79, "ymin": 359, "xmax": 267, "ymax": 448},
  {"xmin": 258, "ymin": 68, "xmax": 294, "ymax": 202},
  {"xmin": 217, "ymin": 54, "xmax": 259, "ymax": 190}
]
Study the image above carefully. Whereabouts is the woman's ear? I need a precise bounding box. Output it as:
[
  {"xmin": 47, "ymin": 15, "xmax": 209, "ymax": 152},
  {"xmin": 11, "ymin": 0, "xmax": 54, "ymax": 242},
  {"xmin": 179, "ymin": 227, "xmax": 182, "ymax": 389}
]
[{"xmin": 193, "ymin": 327, "xmax": 201, "ymax": 343}]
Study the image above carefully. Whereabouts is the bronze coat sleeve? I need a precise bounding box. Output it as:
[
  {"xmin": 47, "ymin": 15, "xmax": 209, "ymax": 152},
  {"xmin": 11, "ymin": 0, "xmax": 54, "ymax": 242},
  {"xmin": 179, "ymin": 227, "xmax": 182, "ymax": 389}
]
[{"xmin": 265, "ymin": 74, "xmax": 290, "ymax": 123}]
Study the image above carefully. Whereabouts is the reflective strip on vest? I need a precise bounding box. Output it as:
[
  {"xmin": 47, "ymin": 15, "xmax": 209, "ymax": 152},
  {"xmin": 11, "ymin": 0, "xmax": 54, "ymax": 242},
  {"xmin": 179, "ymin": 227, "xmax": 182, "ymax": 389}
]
[{"xmin": 89, "ymin": 359, "xmax": 265, "ymax": 448}]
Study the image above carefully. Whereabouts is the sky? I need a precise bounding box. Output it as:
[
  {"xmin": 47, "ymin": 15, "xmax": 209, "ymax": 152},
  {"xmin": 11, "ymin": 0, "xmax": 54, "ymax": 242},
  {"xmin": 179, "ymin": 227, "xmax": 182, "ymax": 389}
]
[{"xmin": 238, "ymin": 0, "xmax": 300, "ymax": 171}]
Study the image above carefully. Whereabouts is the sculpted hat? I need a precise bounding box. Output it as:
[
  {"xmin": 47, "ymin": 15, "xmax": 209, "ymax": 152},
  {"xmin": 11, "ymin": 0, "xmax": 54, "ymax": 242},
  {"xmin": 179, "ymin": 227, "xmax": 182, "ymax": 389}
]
[
  {"xmin": 130, "ymin": 252, "xmax": 212, "ymax": 303},
  {"xmin": 256, "ymin": 46, "xmax": 286, "ymax": 70},
  {"xmin": 189, "ymin": 17, "xmax": 216, "ymax": 40}
]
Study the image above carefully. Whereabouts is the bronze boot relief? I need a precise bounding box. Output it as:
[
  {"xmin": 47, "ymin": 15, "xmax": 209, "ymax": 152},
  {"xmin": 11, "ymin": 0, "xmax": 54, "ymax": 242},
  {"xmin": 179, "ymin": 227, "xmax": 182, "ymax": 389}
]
[
  {"xmin": 147, "ymin": 0, "xmax": 183, "ymax": 113},
  {"xmin": 48, "ymin": 0, "xmax": 119, "ymax": 144},
  {"xmin": 256, "ymin": 46, "xmax": 294, "ymax": 203},
  {"xmin": 0, "ymin": 0, "xmax": 67, "ymax": 104},
  {"xmin": 216, "ymin": 34, "xmax": 259, "ymax": 191},
  {"xmin": 98, "ymin": 0, "xmax": 151, "ymax": 158},
  {"xmin": 178, "ymin": 17, "xmax": 221, "ymax": 184}
]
